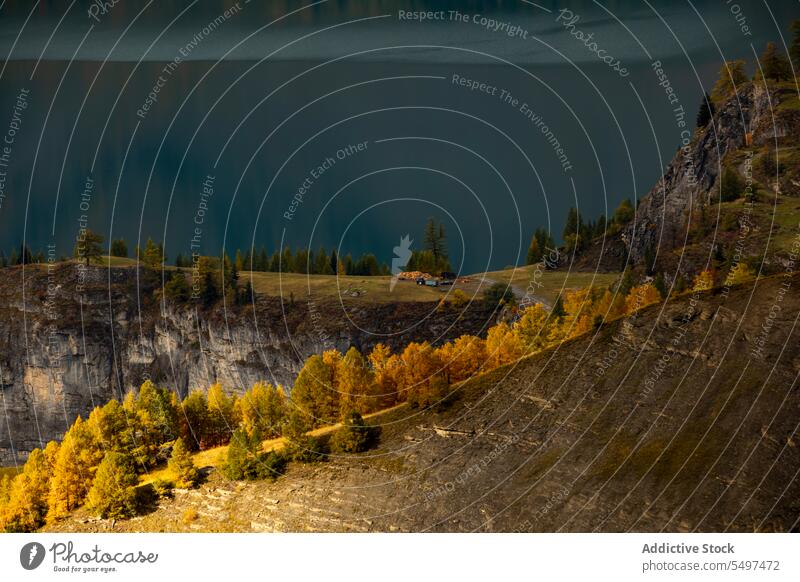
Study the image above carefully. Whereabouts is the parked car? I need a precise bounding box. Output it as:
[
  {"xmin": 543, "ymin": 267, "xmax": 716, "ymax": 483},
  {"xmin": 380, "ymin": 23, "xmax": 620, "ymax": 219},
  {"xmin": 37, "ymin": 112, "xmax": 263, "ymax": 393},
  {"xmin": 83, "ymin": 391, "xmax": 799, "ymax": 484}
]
[
  {"xmin": 424, "ymin": 279, "xmax": 439, "ymax": 287},
  {"xmin": 415, "ymin": 277, "xmax": 426, "ymax": 285}
]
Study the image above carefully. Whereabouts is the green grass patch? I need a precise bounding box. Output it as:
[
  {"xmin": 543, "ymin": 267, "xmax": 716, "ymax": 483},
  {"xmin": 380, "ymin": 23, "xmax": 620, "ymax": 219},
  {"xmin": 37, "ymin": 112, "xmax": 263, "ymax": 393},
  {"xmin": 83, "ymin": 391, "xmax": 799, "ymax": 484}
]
[
  {"xmin": 477, "ymin": 266, "xmax": 619, "ymax": 304},
  {"xmin": 242, "ymin": 271, "xmax": 441, "ymax": 304}
]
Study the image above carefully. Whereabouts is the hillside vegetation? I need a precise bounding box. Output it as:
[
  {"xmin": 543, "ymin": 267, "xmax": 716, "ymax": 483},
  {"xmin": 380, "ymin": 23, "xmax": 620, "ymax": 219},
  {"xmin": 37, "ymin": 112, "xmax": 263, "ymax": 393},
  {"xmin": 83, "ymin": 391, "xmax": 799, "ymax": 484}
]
[{"xmin": 39, "ymin": 274, "xmax": 800, "ymax": 532}]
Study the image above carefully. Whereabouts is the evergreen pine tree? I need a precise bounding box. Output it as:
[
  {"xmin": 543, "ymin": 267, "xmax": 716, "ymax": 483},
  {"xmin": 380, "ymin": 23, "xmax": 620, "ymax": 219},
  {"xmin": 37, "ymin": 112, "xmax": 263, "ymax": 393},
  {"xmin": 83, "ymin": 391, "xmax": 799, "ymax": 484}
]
[
  {"xmin": 758, "ymin": 42, "xmax": 791, "ymax": 81},
  {"xmin": 86, "ymin": 452, "xmax": 138, "ymax": 519},
  {"xmin": 696, "ymin": 92, "xmax": 715, "ymax": 128},
  {"xmin": 316, "ymin": 247, "xmax": 332, "ymax": 274},
  {"xmin": 110, "ymin": 238, "xmax": 128, "ymax": 258},
  {"xmin": 277, "ymin": 246, "xmax": 291, "ymax": 272},
  {"xmin": 330, "ymin": 411, "xmax": 374, "ymax": 453},
  {"xmin": 653, "ymin": 272, "xmax": 667, "ymax": 298},
  {"xmin": 140, "ymin": 238, "xmax": 164, "ymax": 270},
  {"xmin": 168, "ymin": 438, "xmax": 199, "ymax": 489},
  {"xmin": 329, "ymin": 249, "xmax": 338, "ymax": 274},
  {"xmin": 563, "ymin": 207, "xmax": 580, "ymax": 240},
  {"xmin": 526, "ymin": 236, "xmax": 542, "ymax": 265},
  {"xmin": 551, "ymin": 294, "xmax": 566, "ymax": 318},
  {"xmin": 424, "ymin": 217, "xmax": 440, "ymax": 261},
  {"xmin": 269, "ymin": 251, "xmax": 281, "ymax": 272},
  {"xmin": 164, "ymin": 270, "xmax": 191, "ymax": 301},
  {"xmin": 282, "ymin": 411, "xmax": 325, "ymax": 462},
  {"xmin": 73, "ymin": 229, "xmax": 104, "ymax": 265},
  {"xmin": 224, "ymin": 428, "xmax": 287, "ymax": 480},
  {"xmin": 791, "ymin": 20, "xmax": 800, "ymax": 72},
  {"xmin": 595, "ymin": 215, "xmax": 607, "ymax": 237},
  {"xmin": 437, "ymin": 223, "xmax": 448, "ymax": 260}
]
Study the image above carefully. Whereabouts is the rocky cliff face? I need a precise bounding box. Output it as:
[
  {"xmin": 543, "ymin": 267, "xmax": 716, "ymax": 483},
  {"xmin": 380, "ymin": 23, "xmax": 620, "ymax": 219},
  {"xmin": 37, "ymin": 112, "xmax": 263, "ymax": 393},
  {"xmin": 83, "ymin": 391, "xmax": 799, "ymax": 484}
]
[
  {"xmin": 624, "ymin": 82, "xmax": 800, "ymax": 264},
  {"xmin": 0, "ymin": 263, "xmax": 493, "ymax": 465}
]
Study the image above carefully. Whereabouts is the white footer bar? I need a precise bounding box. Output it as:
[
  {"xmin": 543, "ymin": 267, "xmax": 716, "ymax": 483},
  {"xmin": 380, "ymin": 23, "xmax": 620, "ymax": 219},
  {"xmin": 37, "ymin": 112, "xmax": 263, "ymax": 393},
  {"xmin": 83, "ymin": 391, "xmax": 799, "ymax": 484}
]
[{"xmin": 1, "ymin": 533, "xmax": 797, "ymax": 581}]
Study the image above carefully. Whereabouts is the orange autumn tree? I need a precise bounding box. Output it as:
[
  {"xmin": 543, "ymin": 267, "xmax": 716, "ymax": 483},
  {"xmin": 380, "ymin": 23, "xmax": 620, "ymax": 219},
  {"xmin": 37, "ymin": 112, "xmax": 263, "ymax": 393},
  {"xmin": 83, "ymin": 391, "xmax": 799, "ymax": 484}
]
[
  {"xmin": 562, "ymin": 288, "xmax": 596, "ymax": 338},
  {"xmin": 437, "ymin": 335, "xmax": 486, "ymax": 383},
  {"xmin": 624, "ymin": 283, "xmax": 661, "ymax": 315},
  {"xmin": 322, "ymin": 349, "xmax": 343, "ymax": 390},
  {"xmin": 369, "ymin": 343, "xmax": 403, "ymax": 408},
  {"xmin": 400, "ymin": 342, "xmax": 448, "ymax": 408},
  {"xmin": 337, "ymin": 347, "xmax": 377, "ymax": 416},
  {"xmin": 592, "ymin": 288, "xmax": 626, "ymax": 324}
]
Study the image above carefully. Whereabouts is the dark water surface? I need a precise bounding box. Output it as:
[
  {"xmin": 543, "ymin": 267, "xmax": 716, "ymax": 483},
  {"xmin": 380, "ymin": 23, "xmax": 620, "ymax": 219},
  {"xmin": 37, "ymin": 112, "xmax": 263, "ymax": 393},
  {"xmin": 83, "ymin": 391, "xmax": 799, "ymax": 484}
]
[{"xmin": 0, "ymin": 0, "xmax": 797, "ymax": 271}]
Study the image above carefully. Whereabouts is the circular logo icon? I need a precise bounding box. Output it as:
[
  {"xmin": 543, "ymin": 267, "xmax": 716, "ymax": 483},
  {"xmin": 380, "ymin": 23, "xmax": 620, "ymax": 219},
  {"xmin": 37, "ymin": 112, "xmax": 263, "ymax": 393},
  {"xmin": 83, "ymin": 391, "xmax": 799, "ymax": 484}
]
[{"xmin": 20, "ymin": 542, "xmax": 46, "ymax": 570}]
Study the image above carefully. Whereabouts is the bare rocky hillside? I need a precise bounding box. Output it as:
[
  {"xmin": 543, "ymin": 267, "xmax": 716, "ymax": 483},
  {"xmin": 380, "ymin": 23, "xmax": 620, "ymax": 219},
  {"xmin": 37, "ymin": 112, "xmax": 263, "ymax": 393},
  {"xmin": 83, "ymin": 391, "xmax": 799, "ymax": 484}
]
[{"xmin": 47, "ymin": 274, "xmax": 800, "ymax": 532}]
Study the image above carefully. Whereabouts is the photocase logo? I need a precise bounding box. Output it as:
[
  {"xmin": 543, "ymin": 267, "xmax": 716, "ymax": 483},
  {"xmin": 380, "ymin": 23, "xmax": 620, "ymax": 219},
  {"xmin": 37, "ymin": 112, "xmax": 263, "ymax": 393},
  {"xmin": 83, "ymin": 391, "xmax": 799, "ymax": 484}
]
[
  {"xmin": 390, "ymin": 234, "xmax": 413, "ymax": 291},
  {"xmin": 20, "ymin": 542, "xmax": 46, "ymax": 570}
]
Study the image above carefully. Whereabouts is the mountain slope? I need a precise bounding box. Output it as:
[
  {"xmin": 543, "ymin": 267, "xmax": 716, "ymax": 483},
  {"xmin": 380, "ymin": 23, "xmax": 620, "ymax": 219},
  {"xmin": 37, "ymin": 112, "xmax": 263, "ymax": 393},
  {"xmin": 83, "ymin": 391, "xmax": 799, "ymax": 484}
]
[
  {"xmin": 47, "ymin": 274, "xmax": 800, "ymax": 532},
  {"xmin": 612, "ymin": 82, "xmax": 800, "ymax": 273}
]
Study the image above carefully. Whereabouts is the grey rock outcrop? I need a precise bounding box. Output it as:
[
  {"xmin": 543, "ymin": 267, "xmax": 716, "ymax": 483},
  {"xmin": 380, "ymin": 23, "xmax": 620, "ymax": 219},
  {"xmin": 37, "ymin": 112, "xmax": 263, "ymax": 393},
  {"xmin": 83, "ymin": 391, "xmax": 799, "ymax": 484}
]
[
  {"xmin": 624, "ymin": 83, "xmax": 800, "ymax": 263},
  {"xmin": 0, "ymin": 263, "xmax": 493, "ymax": 464}
]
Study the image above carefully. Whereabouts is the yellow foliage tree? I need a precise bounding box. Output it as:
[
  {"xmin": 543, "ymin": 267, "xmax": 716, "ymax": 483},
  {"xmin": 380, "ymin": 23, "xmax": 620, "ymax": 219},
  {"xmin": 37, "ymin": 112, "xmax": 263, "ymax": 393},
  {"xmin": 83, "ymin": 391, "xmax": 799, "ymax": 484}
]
[
  {"xmin": 239, "ymin": 382, "xmax": 286, "ymax": 439},
  {"xmin": 168, "ymin": 437, "xmax": 199, "ymax": 489},
  {"xmin": 400, "ymin": 342, "xmax": 447, "ymax": 408},
  {"xmin": 88, "ymin": 399, "xmax": 130, "ymax": 453},
  {"xmin": 725, "ymin": 262, "xmax": 755, "ymax": 286},
  {"xmin": 592, "ymin": 289, "xmax": 625, "ymax": 325},
  {"xmin": 692, "ymin": 269, "xmax": 715, "ymax": 292},
  {"xmin": 337, "ymin": 347, "xmax": 377, "ymax": 416},
  {"xmin": 290, "ymin": 354, "xmax": 339, "ymax": 427},
  {"xmin": 514, "ymin": 303, "xmax": 551, "ymax": 352},
  {"xmin": 485, "ymin": 322, "xmax": 523, "ymax": 369},
  {"xmin": 322, "ymin": 349, "xmax": 342, "ymax": 377},
  {"xmin": 44, "ymin": 440, "xmax": 59, "ymax": 468},
  {"xmin": 206, "ymin": 383, "xmax": 240, "ymax": 446},
  {"xmin": 450, "ymin": 289, "xmax": 469, "ymax": 308},
  {"xmin": 1, "ymin": 448, "xmax": 52, "ymax": 532},
  {"xmin": 561, "ymin": 288, "xmax": 596, "ymax": 338},
  {"xmin": 624, "ymin": 283, "xmax": 662, "ymax": 315},
  {"xmin": 47, "ymin": 417, "xmax": 103, "ymax": 521}
]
